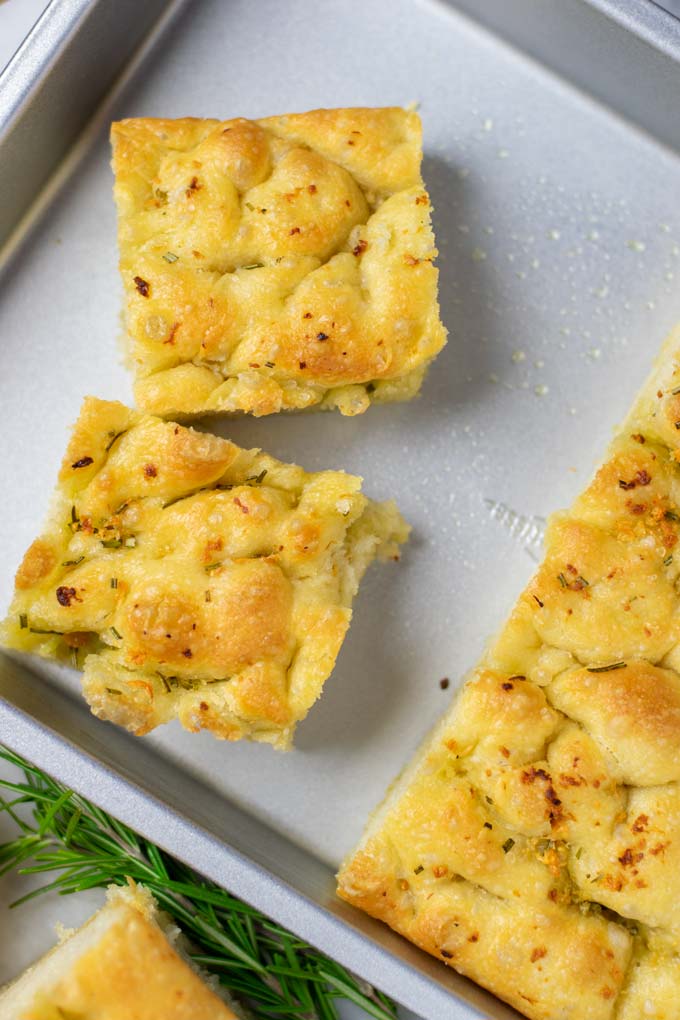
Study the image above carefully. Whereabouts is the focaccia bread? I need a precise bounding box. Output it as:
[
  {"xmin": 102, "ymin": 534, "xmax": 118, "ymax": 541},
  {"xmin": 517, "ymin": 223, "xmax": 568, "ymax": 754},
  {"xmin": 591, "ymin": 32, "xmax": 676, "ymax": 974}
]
[
  {"xmin": 1, "ymin": 397, "xmax": 408, "ymax": 748},
  {"xmin": 0, "ymin": 884, "xmax": 238, "ymax": 1019},
  {"xmin": 338, "ymin": 325, "xmax": 680, "ymax": 1020},
  {"xmin": 111, "ymin": 107, "xmax": 446, "ymax": 418}
]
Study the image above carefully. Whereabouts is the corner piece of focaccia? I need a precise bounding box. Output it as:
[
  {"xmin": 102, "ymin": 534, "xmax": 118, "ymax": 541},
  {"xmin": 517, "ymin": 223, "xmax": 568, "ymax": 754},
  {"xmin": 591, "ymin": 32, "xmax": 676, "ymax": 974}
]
[
  {"xmin": 1, "ymin": 397, "xmax": 408, "ymax": 748},
  {"xmin": 0, "ymin": 884, "xmax": 238, "ymax": 1019},
  {"xmin": 338, "ymin": 324, "xmax": 680, "ymax": 1020},
  {"xmin": 110, "ymin": 107, "xmax": 447, "ymax": 418}
]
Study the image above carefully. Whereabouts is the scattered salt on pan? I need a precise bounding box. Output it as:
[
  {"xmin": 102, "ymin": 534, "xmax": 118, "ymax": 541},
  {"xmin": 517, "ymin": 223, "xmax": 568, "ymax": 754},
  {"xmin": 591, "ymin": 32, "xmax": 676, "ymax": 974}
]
[
  {"xmin": 627, "ymin": 239, "xmax": 646, "ymax": 252},
  {"xmin": 482, "ymin": 118, "xmax": 493, "ymax": 131},
  {"xmin": 511, "ymin": 350, "xmax": 526, "ymax": 363},
  {"xmin": 498, "ymin": 149, "xmax": 509, "ymax": 159},
  {"xmin": 471, "ymin": 248, "xmax": 487, "ymax": 262},
  {"xmin": 548, "ymin": 229, "xmax": 561, "ymax": 240},
  {"xmin": 534, "ymin": 384, "xmax": 549, "ymax": 396}
]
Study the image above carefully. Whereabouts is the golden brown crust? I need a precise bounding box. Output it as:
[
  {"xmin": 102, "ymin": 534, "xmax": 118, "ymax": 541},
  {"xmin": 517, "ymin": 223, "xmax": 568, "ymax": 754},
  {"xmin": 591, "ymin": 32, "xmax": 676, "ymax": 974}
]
[
  {"xmin": 338, "ymin": 325, "xmax": 680, "ymax": 1018},
  {"xmin": 110, "ymin": 107, "xmax": 446, "ymax": 417},
  {"xmin": 12, "ymin": 886, "xmax": 236, "ymax": 1019},
  {"xmin": 1, "ymin": 397, "xmax": 408, "ymax": 747}
]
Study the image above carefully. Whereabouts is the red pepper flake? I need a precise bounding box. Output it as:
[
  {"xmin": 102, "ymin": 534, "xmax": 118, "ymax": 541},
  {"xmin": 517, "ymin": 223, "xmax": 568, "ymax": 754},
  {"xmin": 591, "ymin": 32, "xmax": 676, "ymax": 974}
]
[
  {"xmin": 501, "ymin": 681, "xmax": 514, "ymax": 691},
  {"xmin": 143, "ymin": 463, "xmax": 157, "ymax": 478},
  {"xmin": 415, "ymin": 194, "xmax": 429, "ymax": 206},
  {"xmin": 307, "ymin": 184, "xmax": 317, "ymax": 194},
  {"xmin": 185, "ymin": 176, "xmax": 201, "ymax": 196},
  {"xmin": 631, "ymin": 814, "xmax": 648, "ymax": 833},
  {"xmin": 233, "ymin": 496, "xmax": 249, "ymax": 514},
  {"xmin": 133, "ymin": 276, "xmax": 150, "ymax": 297},
  {"xmin": 347, "ymin": 139, "xmax": 356, "ymax": 146},
  {"xmin": 56, "ymin": 586, "xmax": 80, "ymax": 607},
  {"xmin": 303, "ymin": 312, "xmax": 312, "ymax": 319},
  {"xmin": 289, "ymin": 226, "xmax": 301, "ymax": 235},
  {"xmin": 530, "ymin": 948, "xmax": 547, "ymax": 963},
  {"xmin": 249, "ymin": 362, "xmax": 261, "ymax": 368},
  {"xmin": 628, "ymin": 502, "xmax": 647, "ymax": 515},
  {"xmin": 353, "ymin": 239, "xmax": 368, "ymax": 256},
  {"xmin": 533, "ymin": 595, "xmax": 544, "ymax": 607},
  {"xmin": 619, "ymin": 469, "xmax": 651, "ymax": 490},
  {"xmin": 403, "ymin": 254, "xmax": 420, "ymax": 266},
  {"xmin": 163, "ymin": 322, "xmax": 179, "ymax": 346},
  {"xmin": 631, "ymin": 433, "xmax": 646, "ymax": 444},
  {"xmin": 71, "ymin": 456, "xmax": 93, "ymax": 469},
  {"xmin": 316, "ymin": 332, "xmax": 329, "ymax": 341}
]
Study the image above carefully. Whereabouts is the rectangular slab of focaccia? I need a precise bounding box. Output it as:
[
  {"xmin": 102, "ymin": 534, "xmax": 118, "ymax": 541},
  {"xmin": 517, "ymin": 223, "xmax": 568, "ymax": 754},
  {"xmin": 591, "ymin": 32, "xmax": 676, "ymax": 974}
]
[
  {"xmin": 1, "ymin": 398, "xmax": 408, "ymax": 748},
  {"xmin": 111, "ymin": 107, "xmax": 446, "ymax": 418},
  {"xmin": 0, "ymin": 884, "xmax": 237, "ymax": 1019},
  {"xmin": 338, "ymin": 326, "xmax": 680, "ymax": 1019}
]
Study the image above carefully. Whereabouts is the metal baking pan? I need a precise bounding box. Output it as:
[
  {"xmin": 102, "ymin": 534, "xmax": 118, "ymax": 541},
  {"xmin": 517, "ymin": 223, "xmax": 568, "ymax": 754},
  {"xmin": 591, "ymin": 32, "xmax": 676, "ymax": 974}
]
[{"xmin": 2, "ymin": 1, "xmax": 680, "ymax": 1017}]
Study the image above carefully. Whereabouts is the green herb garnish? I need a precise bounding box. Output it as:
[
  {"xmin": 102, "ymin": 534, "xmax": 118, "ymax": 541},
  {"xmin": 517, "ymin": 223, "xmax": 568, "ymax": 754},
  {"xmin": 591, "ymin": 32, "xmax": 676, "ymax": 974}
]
[
  {"xmin": 109, "ymin": 626, "xmax": 123, "ymax": 641},
  {"xmin": 110, "ymin": 578, "xmax": 118, "ymax": 589},
  {"xmin": 241, "ymin": 262, "xmax": 264, "ymax": 270},
  {"xmin": 105, "ymin": 687, "xmax": 122, "ymax": 695},
  {"xmin": 587, "ymin": 661, "xmax": 626, "ymax": 673},
  {"xmin": 205, "ymin": 590, "xmax": 212, "ymax": 602},
  {"xmin": 19, "ymin": 614, "xmax": 27, "ymax": 629},
  {"xmin": 665, "ymin": 510, "xmax": 680, "ymax": 522},
  {"xmin": 664, "ymin": 555, "xmax": 674, "ymax": 566},
  {"xmin": 247, "ymin": 469, "xmax": 268, "ymax": 484},
  {"xmin": 105, "ymin": 430, "xmax": 126, "ymax": 453},
  {"xmin": 502, "ymin": 838, "xmax": 515, "ymax": 854},
  {"xmin": 205, "ymin": 562, "xmax": 222, "ymax": 573},
  {"xmin": 264, "ymin": 361, "xmax": 275, "ymax": 368},
  {"xmin": 28, "ymin": 628, "xmax": 64, "ymax": 635},
  {"xmin": 62, "ymin": 556, "xmax": 84, "ymax": 567},
  {"xmin": 413, "ymin": 865, "xmax": 424, "ymax": 875},
  {"xmin": 163, "ymin": 251, "xmax": 179, "ymax": 263},
  {"xmin": 101, "ymin": 539, "xmax": 122, "ymax": 549},
  {"xmin": 557, "ymin": 573, "xmax": 567, "ymax": 587},
  {"xmin": 0, "ymin": 747, "xmax": 397, "ymax": 1020}
]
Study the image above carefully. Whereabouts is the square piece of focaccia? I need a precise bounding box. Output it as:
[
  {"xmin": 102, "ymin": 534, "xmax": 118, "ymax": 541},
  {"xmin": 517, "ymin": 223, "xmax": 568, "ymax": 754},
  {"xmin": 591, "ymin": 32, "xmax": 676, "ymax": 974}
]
[
  {"xmin": 338, "ymin": 325, "xmax": 680, "ymax": 1020},
  {"xmin": 1, "ymin": 398, "xmax": 408, "ymax": 748},
  {"xmin": 0, "ymin": 884, "xmax": 238, "ymax": 1019},
  {"xmin": 111, "ymin": 107, "xmax": 447, "ymax": 418}
]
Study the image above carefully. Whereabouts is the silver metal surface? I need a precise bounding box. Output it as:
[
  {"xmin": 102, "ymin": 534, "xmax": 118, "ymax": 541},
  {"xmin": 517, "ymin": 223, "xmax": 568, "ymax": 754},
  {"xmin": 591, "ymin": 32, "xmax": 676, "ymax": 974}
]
[{"xmin": 1, "ymin": 0, "xmax": 680, "ymax": 1017}]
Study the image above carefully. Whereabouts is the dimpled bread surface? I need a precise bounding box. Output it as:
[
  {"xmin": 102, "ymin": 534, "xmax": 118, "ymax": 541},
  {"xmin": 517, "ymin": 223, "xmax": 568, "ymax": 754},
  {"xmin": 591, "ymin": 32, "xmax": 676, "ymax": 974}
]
[
  {"xmin": 338, "ymin": 325, "xmax": 680, "ymax": 1019},
  {"xmin": 111, "ymin": 107, "xmax": 446, "ymax": 418},
  {"xmin": 1, "ymin": 397, "xmax": 408, "ymax": 748}
]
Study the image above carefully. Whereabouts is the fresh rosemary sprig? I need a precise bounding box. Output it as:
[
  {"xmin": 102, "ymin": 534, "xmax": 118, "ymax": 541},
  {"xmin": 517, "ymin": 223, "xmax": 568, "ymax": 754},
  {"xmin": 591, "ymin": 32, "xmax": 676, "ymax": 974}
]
[{"xmin": 0, "ymin": 747, "xmax": 396, "ymax": 1020}]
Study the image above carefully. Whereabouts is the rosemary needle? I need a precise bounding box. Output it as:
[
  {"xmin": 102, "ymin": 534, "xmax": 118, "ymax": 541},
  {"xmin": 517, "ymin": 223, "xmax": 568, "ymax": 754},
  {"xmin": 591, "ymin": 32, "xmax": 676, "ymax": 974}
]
[{"xmin": 0, "ymin": 746, "xmax": 396, "ymax": 1020}]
